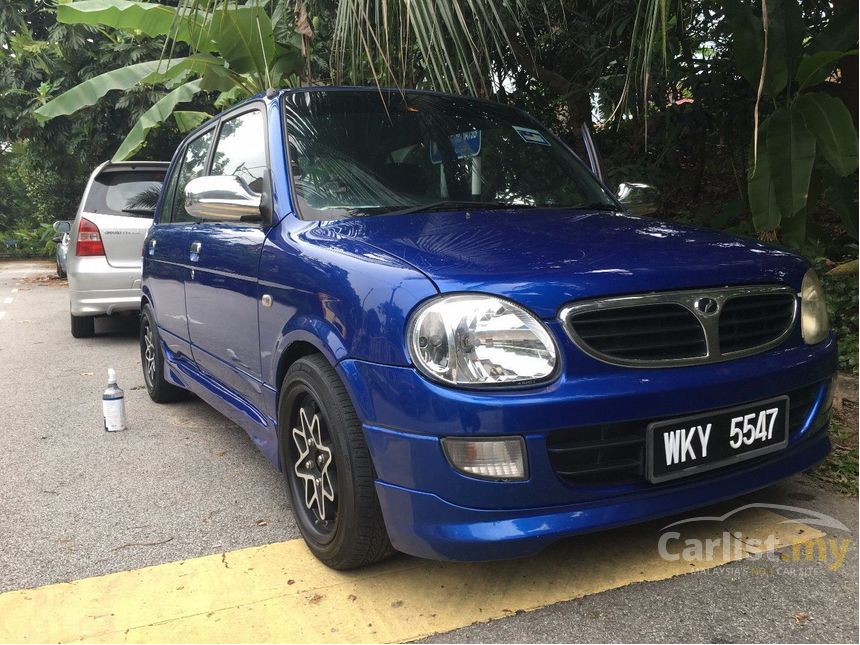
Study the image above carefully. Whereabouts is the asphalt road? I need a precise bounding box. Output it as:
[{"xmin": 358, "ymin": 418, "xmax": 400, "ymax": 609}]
[
  {"xmin": 0, "ymin": 260, "xmax": 857, "ymax": 643},
  {"xmin": 0, "ymin": 261, "xmax": 299, "ymax": 590}
]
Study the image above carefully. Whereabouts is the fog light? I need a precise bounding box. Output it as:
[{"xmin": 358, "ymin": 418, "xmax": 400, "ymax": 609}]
[{"xmin": 441, "ymin": 437, "xmax": 527, "ymax": 480}]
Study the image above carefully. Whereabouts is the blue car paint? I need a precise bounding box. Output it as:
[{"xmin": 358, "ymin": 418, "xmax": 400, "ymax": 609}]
[
  {"xmin": 142, "ymin": 88, "xmax": 836, "ymax": 562},
  {"xmin": 318, "ymin": 209, "xmax": 808, "ymax": 319}
]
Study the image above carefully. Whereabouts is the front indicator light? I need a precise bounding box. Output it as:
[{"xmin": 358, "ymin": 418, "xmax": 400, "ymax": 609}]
[
  {"xmin": 800, "ymin": 268, "xmax": 830, "ymax": 345},
  {"xmin": 442, "ymin": 437, "xmax": 527, "ymax": 480}
]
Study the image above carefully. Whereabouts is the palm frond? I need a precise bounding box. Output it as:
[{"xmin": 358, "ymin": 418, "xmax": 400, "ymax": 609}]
[{"xmin": 328, "ymin": 0, "xmax": 541, "ymax": 96}]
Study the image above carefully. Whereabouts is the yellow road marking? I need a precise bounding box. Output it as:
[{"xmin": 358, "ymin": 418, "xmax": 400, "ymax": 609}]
[{"xmin": 0, "ymin": 509, "xmax": 823, "ymax": 644}]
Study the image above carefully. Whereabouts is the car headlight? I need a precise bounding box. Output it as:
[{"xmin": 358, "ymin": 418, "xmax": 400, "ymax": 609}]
[
  {"xmin": 800, "ymin": 268, "xmax": 830, "ymax": 345},
  {"xmin": 407, "ymin": 294, "xmax": 558, "ymax": 386}
]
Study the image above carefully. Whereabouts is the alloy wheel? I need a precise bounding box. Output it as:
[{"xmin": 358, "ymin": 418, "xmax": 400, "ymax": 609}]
[
  {"xmin": 288, "ymin": 393, "xmax": 338, "ymax": 539},
  {"xmin": 142, "ymin": 320, "xmax": 156, "ymax": 387}
]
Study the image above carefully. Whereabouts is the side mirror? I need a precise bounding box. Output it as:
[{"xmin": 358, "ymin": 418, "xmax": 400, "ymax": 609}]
[
  {"xmin": 184, "ymin": 175, "xmax": 263, "ymax": 222},
  {"xmin": 53, "ymin": 220, "xmax": 72, "ymax": 234},
  {"xmin": 617, "ymin": 182, "xmax": 659, "ymax": 216}
]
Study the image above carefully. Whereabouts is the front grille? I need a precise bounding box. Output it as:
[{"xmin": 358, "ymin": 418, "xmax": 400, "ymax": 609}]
[
  {"xmin": 719, "ymin": 293, "xmax": 797, "ymax": 353},
  {"xmin": 561, "ymin": 285, "xmax": 797, "ymax": 367},
  {"xmin": 547, "ymin": 381, "xmax": 825, "ymax": 485},
  {"xmin": 566, "ymin": 304, "xmax": 706, "ymax": 361}
]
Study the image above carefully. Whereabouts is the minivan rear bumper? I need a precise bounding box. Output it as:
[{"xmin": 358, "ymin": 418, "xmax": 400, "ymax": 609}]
[
  {"xmin": 70, "ymin": 290, "xmax": 142, "ymax": 316},
  {"xmin": 69, "ymin": 257, "xmax": 142, "ymax": 316}
]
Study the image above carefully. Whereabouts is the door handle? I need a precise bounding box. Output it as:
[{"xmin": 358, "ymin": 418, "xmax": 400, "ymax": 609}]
[{"xmin": 190, "ymin": 241, "xmax": 202, "ymax": 254}]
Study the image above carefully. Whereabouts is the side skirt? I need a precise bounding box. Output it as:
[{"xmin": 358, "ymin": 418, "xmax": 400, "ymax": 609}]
[{"xmin": 161, "ymin": 340, "xmax": 280, "ymax": 469}]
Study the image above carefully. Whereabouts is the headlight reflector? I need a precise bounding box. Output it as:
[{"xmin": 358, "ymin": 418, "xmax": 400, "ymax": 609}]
[
  {"xmin": 408, "ymin": 295, "xmax": 557, "ymax": 386},
  {"xmin": 442, "ymin": 437, "xmax": 527, "ymax": 480},
  {"xmin": 800, "ymin": 269, "xmax": 829, "ymax": 345}
]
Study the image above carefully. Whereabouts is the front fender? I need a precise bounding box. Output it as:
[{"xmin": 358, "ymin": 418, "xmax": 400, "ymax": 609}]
[
  {"xmin": 259, "ymin": 219, "xmax": 438, "ymax": 374},
  {"xmin": 267, "ymin": 321, "xmax": 347, "ymax": 387}
]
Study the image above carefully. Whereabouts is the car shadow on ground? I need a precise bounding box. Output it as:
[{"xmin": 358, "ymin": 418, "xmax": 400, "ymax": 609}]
[{"xmin": 93, "ymin": 313, "xmax": 140, "ymax": 339}]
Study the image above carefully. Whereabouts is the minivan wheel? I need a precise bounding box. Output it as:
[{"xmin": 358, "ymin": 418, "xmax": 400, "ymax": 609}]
[
  {"xmin": 70, "ymin": 313, "xmax": 95, "ymax": 338},
  {"xmin": 140, "ymin": 304, "xmax": 186, "ymax": 403},
  {"xmin": 279, "ymin": 355, "xmax": 391, "ymax": 570}
]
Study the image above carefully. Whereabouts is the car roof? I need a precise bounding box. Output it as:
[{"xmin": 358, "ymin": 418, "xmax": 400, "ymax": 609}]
[{"xmin": 99, "ymin": 161, "xmax": 170, "ymax": 171}]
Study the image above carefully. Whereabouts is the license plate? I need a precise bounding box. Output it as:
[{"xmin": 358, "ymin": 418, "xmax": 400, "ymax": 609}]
[{"xmin": 646, "ymin": 396, "xmax": 789, "ymax": 483}]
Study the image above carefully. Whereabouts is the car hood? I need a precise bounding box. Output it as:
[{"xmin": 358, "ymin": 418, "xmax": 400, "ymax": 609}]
[{"xmin": 315, "ymin": 208, "xmax": 807, "ymax": 318}]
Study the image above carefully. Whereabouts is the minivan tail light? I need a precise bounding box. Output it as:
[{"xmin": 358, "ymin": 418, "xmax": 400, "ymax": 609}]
[{"xmin": 76, "ymin": 217, "xmax": 105, "ymax": 256}]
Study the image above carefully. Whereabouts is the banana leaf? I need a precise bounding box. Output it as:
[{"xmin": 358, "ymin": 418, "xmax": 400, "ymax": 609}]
[
  {"xmin": 174, "ymin": 111, "xmax": 212, "ymax": 132},
  {"xmin": 796, "ymin": 93, "xmax": 859, "ymax": 178},
  {"xmin": 765, "ymin": 107, "xmax": 816, "ymax": 221},
  {"xmin": 207, "ymin": 5, "xmax": 275, "ymax": 90},
  {"xmin": 34, "ymin": 57, "xmax": 186, "ymax": 121},
  {"xmin": 58, "ymin": 0, "xmax": 210, "ymax": 48},
  {"xmin": 113, "ymin": 79, "xmax": 204, "ymax": 161},
  {"xmin": 748, "ymin": 139, "xmax": 780, "ymax": 232},
  {"xmin": 796, "ymin": 50, "xmax": 857, "ymax": 91}
]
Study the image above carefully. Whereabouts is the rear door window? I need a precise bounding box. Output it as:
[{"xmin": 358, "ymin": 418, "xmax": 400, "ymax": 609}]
[{"xmin": 84, "ymin": 170, "xmax": 166, "ymax": 218}]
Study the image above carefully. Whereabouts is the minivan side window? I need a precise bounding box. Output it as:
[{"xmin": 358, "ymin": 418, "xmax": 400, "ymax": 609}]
[
  {"xmin": 211, "ymin": 110, "xmax": 267, "ymax": 194},
  {"xmin": 164, "ymin": 130, "xmax": 214, "ymax": 224}
]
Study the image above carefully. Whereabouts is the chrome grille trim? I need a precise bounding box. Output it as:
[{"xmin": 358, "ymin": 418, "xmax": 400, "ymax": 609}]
[{"xmin": 559, "ymin": 285, "xmax": 798, "ymax": 368}]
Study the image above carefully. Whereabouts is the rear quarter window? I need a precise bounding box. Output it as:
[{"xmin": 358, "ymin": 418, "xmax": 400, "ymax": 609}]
[{"xmin": 84, "ymin": 170, "xmax": 166, "ymax": 218}]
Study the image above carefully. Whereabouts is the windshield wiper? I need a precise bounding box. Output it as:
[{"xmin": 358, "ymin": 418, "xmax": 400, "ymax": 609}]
[
  {"xmin": 375, "ymin": 200, "xmax": 525, "ymax": 217},
  {"xmin": 121, "ymin": 207, "xmax": 155, "ymax": 216}
]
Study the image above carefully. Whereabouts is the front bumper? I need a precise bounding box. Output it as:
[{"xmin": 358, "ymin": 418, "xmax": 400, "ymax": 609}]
[
  {"xmin": 374, "ymin": 431, "xmax": 830, "ymax": 560},
  {"xmin": 338, "ymin": 331, "xmax": 837, "ymax": 561}
]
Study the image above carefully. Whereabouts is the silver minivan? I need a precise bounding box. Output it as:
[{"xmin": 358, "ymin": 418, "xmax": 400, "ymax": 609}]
[{"xmin": 68, "ymin": 161, "xmax": 169, "ymax": 337}]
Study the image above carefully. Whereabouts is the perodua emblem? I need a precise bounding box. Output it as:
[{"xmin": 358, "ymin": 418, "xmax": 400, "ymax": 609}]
[{"xmin": 695, "ymin": 297, "xmax": 719, "ymax": 316}]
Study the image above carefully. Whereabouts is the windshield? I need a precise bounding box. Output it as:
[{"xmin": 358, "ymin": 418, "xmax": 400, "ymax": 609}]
[
  {"xmin": 84, "ymin": 170, "xmax": 166, "ymax": 218},
  {"xmin": 283, "ymin": 90, "xmax": 615, "ymax": 220}
]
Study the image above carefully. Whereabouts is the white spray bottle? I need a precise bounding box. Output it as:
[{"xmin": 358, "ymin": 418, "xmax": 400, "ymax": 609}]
[{"xmin": 103, "ymin": 368, "xmax": 127, "ymax": 432}]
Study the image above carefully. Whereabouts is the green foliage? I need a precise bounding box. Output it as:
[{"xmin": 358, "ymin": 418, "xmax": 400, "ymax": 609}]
[
  {"xmin": 114, "ymin": 78, "xmax": 204, "ymax": 160},
  {"xmin": 0, "ymin": 223, "xmax": 57, "ymax": 258},
  {"xmin": 35, "ymin": 1, "xmax": 305, "ymax": 160},
  {"xmin": 56, "ymin": 0, "xmax": 208, "ymax": 44},
  {"xmin": 823, "ymin": 271, "xmax": 860, "ymax": 375},
  {"xmin": 795, "ymin": 92, "xmax": 860, "ymax": 177},
  {"xmin": 762, "ymin": 107, "xmax": 816, "ymax": 226},
  {"xmin": 173, "ymin": 109, "xmax": 211, "ymax": 131},
  {"xmin": 0, "ymin": 0, "xmax": 195, "ymax": 248},
  {"xmin": 810, "ymin": 418, "xmax": 859, "ymax": 494},
  {"xmin": 724, "ymin": 0, "xmax": 858, "ymax": 244},
  {"xmin": 33, "ymin": 57, "xmax": 187, "ymax": 121},
  {"xmin": 796, "ymin": 50, "xmax": 857, "ymax": 91}
]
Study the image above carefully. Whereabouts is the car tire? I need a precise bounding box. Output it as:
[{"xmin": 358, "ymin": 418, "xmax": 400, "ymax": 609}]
[
  {"xmin": 140, "ymin": 304, "xmax": 186, "ymax": 403},
  {"xmin": 279, "ymin": 355, "xmax": 392, "ymax": 570},
  {"xmin": 70, "ymin": 313, "xmax": 94, "ymax": 338}
]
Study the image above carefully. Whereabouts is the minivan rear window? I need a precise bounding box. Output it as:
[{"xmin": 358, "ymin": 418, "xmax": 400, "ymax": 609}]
[{"xmin": 84, "ymin": 170, "xmax": 166, "ymax": 218}]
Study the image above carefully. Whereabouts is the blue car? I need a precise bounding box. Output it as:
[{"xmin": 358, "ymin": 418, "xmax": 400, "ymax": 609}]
[{"xmin": 140, "ymin": 88, "xmax": 836, "ymax": 569}]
